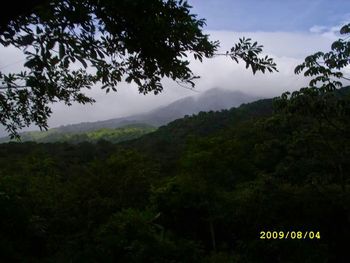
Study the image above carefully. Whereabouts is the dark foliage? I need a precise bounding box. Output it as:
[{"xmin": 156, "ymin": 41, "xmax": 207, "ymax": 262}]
[
  {"xmin": 0, "ymin": 91, "xmax": 349, "ymax": 262},
  {"xmin": 0, "ymin": 0, "xmax": 276, "ymax": 138},
  {"xmin": 1, "ymin": 5, "xmax": 349, "ymax": 263}
]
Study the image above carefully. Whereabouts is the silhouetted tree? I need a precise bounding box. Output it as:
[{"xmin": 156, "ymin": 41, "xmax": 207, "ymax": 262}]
[{"xmin": 0, "ymin": 0, "xmax": 277, "ymax": 138}]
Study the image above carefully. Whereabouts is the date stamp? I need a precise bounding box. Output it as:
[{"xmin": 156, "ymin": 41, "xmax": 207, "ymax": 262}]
[{"xmin": 260, "ymin": 231, "xmax": 321, "ymax": 240}]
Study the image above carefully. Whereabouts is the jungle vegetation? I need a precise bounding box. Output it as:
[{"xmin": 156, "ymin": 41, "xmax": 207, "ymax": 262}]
[{"xmin": 0, "ymin": 1, "xmax": 350, "ymax": 262}]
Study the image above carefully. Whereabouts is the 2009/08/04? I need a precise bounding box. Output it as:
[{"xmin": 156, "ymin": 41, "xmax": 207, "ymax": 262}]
[{"xmin": 260, "ymin": 231, "xmax": 321, "ymax": 240}]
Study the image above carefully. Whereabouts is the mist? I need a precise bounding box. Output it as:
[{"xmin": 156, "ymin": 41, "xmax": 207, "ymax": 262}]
[{"xmin": 0, "ymin": 29, "xmax": 337, "ymax": 136}]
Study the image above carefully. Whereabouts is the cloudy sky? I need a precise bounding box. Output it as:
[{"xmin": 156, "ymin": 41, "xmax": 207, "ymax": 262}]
[{"xmin": 1, "ymin": 0, "xmax": 350, "ymax": 135}]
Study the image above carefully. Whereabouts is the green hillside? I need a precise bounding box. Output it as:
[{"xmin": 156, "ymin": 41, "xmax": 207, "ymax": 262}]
[
  {"xmin": 0, "ymin": 123, "xmax": 156, "ymax": 144},
  {"xmin": 0, "ymin": 92, "xmax": 349, "ymax": 262}
]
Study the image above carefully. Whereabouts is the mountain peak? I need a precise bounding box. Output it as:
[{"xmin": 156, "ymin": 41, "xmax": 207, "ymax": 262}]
[{"xmin": 0, "ymin": 88, "xmax": 259, "ymax": 140}]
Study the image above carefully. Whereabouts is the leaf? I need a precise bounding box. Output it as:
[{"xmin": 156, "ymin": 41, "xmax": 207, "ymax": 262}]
[
  {"xmin": 97, "ymin": 50, "xmax": 105, "ymax": 59},
  {"xmin": 51, "ymin": 56, "xmax": 59, "ymax": 66},
  {"xmin": 63, "ymin": 57, "xmax": 69, "ymax": 68},
  {"xmin": 77, "ymin": 56, "xmax": 88, "ymax": 68},
  {"xmin": 340, "ymin": 24, "xmax": 350, "ymax": 35},
  {"xmin": 91, "ymin": 49, "xmax": 97, "ymax": 59},
  {"xmin": 24, "ymin": 58, "xmax": 37, "ymax": 68},
  {"xmin": 59, "ymin": 43, "xmax": 65, "ymax": 59},
  {"xmin": 36, "ymin": 26, "xmax": 43, "ymax": 34},
  {"xmin": 46, "ymin": 39, "xmax": 56, "ymax": 50},
  {"xmin": 21, "ymin": 34, "xmax": 34, "ymax": 45}
]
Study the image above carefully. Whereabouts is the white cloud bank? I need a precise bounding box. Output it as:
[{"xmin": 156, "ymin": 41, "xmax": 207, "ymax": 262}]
[{"xmin": 0, "ymin": 30, "xmax": 338, "ymax": 133}]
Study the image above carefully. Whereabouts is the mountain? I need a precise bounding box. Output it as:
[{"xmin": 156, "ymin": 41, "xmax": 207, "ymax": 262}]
[
  {"xmin": 122, "ymin": 98, "xmax": 274, "ymax": 172},
  {"xmin": 44, "ymin": 88, "xmax": 259, "ymax": 132},
  {"xmin": 1, "ymin": 89, "xmax": 349, "ymax": 262},
  {"xmin": 137, "ymin": 88, "xmax": 261, "ymax": 126},
  {"xmin": 0, "ymin": 88, "xmax": 260, "ymax": 142}
]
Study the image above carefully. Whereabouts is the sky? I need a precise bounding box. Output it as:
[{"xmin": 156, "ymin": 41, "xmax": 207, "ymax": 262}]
[
  {"xmin": 1, "ymin": 0, "xmax": 350, "ymax": 135},
  {"xmin": 190, "ymin": 0, "xmax": 350, "ymax": 32}
]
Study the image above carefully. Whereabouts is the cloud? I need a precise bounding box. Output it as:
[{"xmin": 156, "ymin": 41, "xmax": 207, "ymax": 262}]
[
  {"xmin": 309, "ymin": 25, "xmax": 329, "ymax": 34},
  {"xmin": 0, "ymin": 30, "xmax": 336, "ymax": 135},
  {"xmin": 309, "ymin": 14, "xmax": 350, "ymax": 39},
  {"xmin": 187, "ymin": 30, "xmax": 335, "ymax": 97}
]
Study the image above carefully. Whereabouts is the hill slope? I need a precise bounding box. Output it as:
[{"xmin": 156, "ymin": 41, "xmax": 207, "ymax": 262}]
[
  {"xmin": 0, "ymin": 88, "xmax": 259, "ymax": 142},
  {"xmin": 0, "ymin": 89, "xmax": 349, "ymax": 262},
  {"xmin": 0, "ymin": 124, "xmax": 156, "ymax": 144},
  {"xmin": 52, "ymin": 88, "xmax": 259, "ymax": 132}
]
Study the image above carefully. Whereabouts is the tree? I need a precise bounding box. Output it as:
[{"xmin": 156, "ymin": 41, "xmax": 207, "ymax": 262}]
[
  {"xmin": 294, "ymin": 23, "xmax": 350, "ymax": 93},
  {"xmin": 273, "ymin": 23, "xmax": 350, "ymax": 190},
  {"xmin": 0, "ymin": 0, "xmax": 277, "ymax": 138}
]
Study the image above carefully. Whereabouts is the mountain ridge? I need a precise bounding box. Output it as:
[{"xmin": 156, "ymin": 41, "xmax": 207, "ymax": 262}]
[{"xmin": 0, "ymin": 88, "xmax": 260, "ymax": 142}]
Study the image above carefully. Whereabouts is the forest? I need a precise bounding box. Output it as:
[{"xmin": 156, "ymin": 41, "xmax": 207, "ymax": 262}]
[
  {"xmin": 1, "ymin": 0, "xmax": 350, "ymax": 262},
  {"xmin": 1, "ymin": 86, "xmax": 349, "ymax": 262},
  {"xmin": 0, "ymin": 124, "xmax": 156, "ymax": 144}
]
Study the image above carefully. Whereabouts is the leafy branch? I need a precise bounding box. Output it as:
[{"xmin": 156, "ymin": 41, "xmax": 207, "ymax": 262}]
[
  {"xmin": 294, "ymin": 23, "xmax": 350, "ymax": 92},
  {"xmin": 216, "ymin": 37, "xmax": 278, "ymax": 74}
]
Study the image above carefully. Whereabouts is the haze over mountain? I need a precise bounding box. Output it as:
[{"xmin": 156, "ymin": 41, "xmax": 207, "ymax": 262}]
[
  {"xmin": 41, "ymin": 88, "xmax": 260, "ymax": 132},
  {"xmin": 0, "ymin": 88, "xmax": 260, "ymax": 142}
]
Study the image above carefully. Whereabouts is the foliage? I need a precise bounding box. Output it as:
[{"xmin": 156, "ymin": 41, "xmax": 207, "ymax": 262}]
[
  {"xmin": 0, "ymin": 123, "xmax": 156, "ymax": 144},
  {"xmin": 1, "ymin": 7, "xmax": 349, "ymax": 263},
  {"xmin": 294, "ymin": 23, "xmax": 350, "ymax": 92},
  {"xmin": 226, "ymin": 37, "xmax": 278, "ymax": 74},
  {"xmin": 0, "ymin": 90, "xmax": 349, "ymax": 262},
  {"xmin": 273, "ymin": 23, "xmax": 350, "ymax": 190},
  {"xmin": 0, "ymin": 0, "xmax": 277, "ymax": 138}
]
